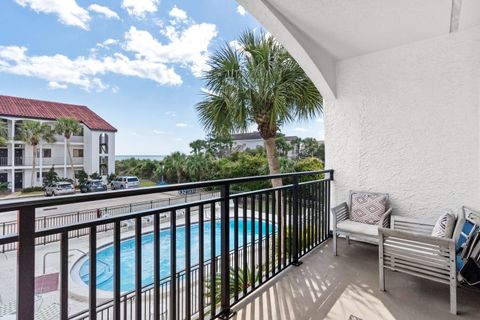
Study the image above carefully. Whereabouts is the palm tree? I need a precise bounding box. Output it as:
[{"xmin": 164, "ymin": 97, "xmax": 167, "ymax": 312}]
[
  {"xmin": 17, "ymin": 120, "xmax": 55, "ymax": 187},
  {"xmin": 186, "ymin": 154, "xmax": 211, "ymax": 181},
  {"xmin": 275, "ymin": 135, "xmax": 293, "ymax": 157},
  {"xmin": 189, "ymin": 139, "xmax": 207, "ymax": 155},
  {"xmin": 54, "ymin": 117, "xmax": 82, "ymax": 184},
  {"xmin": 197, "ymin": 30, "xmax": 322, "ymax": 187},
  {"xmin": 290, "ymin": 137, "xmax": 302, "ymax": 160},
  {"xmin": 163, "ymin": 152, "xmax": 187, "ymax": 183},
  {"xmin": 0, "ymin": 121, "xmax": 7, "ymax": 146}
]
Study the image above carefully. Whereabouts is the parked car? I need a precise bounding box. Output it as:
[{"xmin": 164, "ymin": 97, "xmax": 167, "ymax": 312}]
[
  {"xmin": 111, "ymin": 176, "xmax": 140, "ymax": 190},
  {"xmin": 80, "ymin": 180, "xmax": 107, "ymax": 193},
  {"xmin": 44, "ymin": 182, "xmax": 75, "ymax": 196}
]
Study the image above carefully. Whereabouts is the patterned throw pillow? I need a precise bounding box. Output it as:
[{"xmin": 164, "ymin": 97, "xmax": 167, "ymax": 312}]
[
  {"xmin": 350, "ymin": 193, "xmax": 387, "ymax": 225},
  {"xmin": 431, "ymin": 210, "xmax": 456, "ymax": 238}
]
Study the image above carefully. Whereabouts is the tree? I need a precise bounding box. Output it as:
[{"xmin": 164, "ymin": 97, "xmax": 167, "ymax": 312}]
[
  {"xmin": 89, "ymin": 172, "xmax": 102, "ymax": 180},
  {"xmin": 205, "ymin": 134, "xmax": 232, "ymax": 158},
  {"xmin": 43, "ymin": 166, "xmax": 58, "ymax": 186},
  {"xmin": 186, "ymin": 154, "xmax": 212, "ymax": 181},
  {"xmin": 75, "ymin": 170, "xmax": 89, "ymax": 186},
  {"xmin": 290, "ymin": 137, "xmax": 302, "ymax": 159},
  {"xmin": 275, "ymin": 135, "xmax": 293, "ymax": 157},
  {"xmin": 163, "ymin": 152, "xmax": 187, "ymax": 183},
  {"xmin": 294, "ymin": 157, "xmax": 324, "ymax": 182},
  {"xmin": 54, "ymin": 117, "xmax": 82, "ymax": 184},
  {"xmin": 17, "ymin": 120, "xmax": 55, "ymax": 187},
  {"xmin": 0, "ymin": 121, "xmax": 7, "ymax": 146},
  {"xmin": 197, "ymin": 30, "xmax": 322, "ymax": 187},
  {"xmin": 189, "ymin": 139, "xmax": 207, "ymax": 155}
]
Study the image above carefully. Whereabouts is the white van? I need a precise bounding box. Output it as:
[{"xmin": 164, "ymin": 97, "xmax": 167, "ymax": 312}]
[{"xmin": 111, "ymin": 176, "xmax": 140, "ymax": 190}]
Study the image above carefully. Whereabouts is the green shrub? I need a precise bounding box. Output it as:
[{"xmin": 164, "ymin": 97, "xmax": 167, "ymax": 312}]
[
  {"xmin": 75, "ymin": 170, "xmax": 89, "ymax": 186},
  {"xmin": 0, "ymin": 182, "xmax": 9, "ymax": 193},
  {"xmin": 21, "ymin": 186, "xmax": 44, "ymax": 193},
  {"xmin": 89, "ymin": 172, "xmax": 102, "ymax": 180}
]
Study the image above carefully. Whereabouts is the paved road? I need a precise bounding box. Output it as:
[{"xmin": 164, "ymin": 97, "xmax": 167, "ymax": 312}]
[{"xmin": 0, "ymin": 190, "xmax": 217, "ymax": 223}]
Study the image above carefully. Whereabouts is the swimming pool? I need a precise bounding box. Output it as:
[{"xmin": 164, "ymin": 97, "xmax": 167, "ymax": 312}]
[{"xmin": 78, "ymin": 219, "xmax": 272, "ymax": 292}]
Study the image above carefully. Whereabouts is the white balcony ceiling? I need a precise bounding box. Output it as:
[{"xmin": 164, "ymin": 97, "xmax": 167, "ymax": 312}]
[
  {"xmin": 239, "ymin": 0, "xmax": 480, "ymax": 98},
  {"xmin": 249, "ymin": 0, "xmax": 480, "ymax": 60}
]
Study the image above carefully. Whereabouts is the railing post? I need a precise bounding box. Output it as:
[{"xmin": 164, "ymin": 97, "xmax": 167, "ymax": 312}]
[
  {"xmin": 292, "ymin": 176, "xmax": 302, "ymax": 266},
  {"xmin": 219, "ymin": 183, "xmax": 235, "ymax": 319},
  {"xmin": 17, "ymin": 206, "xmax": 36, "ymax": 320}
]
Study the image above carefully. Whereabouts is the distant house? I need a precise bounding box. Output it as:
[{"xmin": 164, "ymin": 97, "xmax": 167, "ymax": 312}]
[
  {"xmin": 0, "ymin": 95, "xmax": 117, "ymax": 191},
  {"xmin": 231, "ymin": 132, "xmax": 300, "ymax": 158}
]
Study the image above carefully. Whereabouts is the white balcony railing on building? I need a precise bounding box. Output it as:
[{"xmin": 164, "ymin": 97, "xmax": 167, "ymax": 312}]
[{"xmin": 0, "ymin": 156, "xmax": 84, "ymax": 167}]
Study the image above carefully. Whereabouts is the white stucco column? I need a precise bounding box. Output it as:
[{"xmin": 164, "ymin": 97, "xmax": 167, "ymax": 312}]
[
  {"xmin": 10, "ymin": 119, "xmax": 14, "ymax": 193},
  {"xmin": 39, "ymin": 141, "xmax": 43, "ymax": 186},
  {"xmin": 64, "ymin": 138, "xmax": 67, "ymax": 178}
]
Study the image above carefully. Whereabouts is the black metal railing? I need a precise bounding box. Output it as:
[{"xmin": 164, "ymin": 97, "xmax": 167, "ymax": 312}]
[
  {"xmin": 0, "ymin": 170, "xmax": 333, "ymax": 320},
  {"xmin": 0, "ymin": 191, "xmax": 219, "ymax": 252}
]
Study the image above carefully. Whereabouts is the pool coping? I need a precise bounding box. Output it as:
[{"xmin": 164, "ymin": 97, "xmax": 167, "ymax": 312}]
[{"xmin": 69, "ymin": 210, "xmax": 275, "ymax": 302}]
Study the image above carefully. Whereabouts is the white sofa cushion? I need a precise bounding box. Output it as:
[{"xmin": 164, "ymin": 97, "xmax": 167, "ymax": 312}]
[
  {"xmin": 337, "ymin": 220, "xmax": 379, "ymax": 238},
  {"xmin": 431, "ymin": 210, "xmax": 456, "ymax": 238}
]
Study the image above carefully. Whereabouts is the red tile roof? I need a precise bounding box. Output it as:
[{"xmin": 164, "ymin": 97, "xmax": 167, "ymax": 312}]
[{"xmin": 0, "ymin": 95, "xmax": 117, "ymax": 132}]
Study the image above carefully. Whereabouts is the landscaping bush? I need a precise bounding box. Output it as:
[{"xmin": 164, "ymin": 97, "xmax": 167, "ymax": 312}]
[
  {"xmin": 0, "ymin": 182, "xmax": 9, "ymax": 193},
  {"xmin": 21, "ymin": 186, "xmax": 44, "ymax": 193}
]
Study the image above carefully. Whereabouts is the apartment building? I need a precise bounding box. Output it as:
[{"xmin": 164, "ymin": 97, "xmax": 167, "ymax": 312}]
[{"xmin": 0, "ymin": 95, "xmax": 116, "ymax": 191}]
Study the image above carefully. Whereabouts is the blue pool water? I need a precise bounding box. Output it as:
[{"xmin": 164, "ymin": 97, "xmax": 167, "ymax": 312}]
[{"xmin": 79, "ymin": 219, "xmax": 271, "ymax": 292}]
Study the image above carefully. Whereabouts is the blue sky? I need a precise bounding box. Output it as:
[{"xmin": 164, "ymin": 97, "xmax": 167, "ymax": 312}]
[{"xmin": 0, "ymin": 0, "xmax": 324, "ymax": 155}]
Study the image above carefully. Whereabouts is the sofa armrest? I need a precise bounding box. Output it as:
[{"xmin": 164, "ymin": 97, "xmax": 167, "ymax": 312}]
[
  {"xmin": 379, "ymin": 208, "xmax": 392, "ymax": 228},
  {"xmin": 391, "ymin": 215, "xmax": 435, "ymax": 235},
  {"xmin": 331, "ymin": 202, "xmax": 349, "ymax": 226},
  {"xmin": 379, "ymin": 227, "xmax": 453, "ymax": 248}
]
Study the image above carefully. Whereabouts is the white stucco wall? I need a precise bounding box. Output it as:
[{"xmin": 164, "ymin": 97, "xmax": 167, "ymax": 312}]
[
  {"xmin": 83, "ymin": 129, "xmax": 115, "ymax": 177},
  {"xmin": 326, "ymin": 26, "xmax": 480, "ymax": 219}
]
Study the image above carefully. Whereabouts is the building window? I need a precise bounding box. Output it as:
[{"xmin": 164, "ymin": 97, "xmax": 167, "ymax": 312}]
[
  {"xmin": 99, "ymin": 156, "xmax": 108, "ymax": 175},
  {"xmin": 73, "ymin": 149, "xmax": 84, "ymax": 157},
  {"xmin": 99, "ymin": 133, "xmax": 108, "ymax": 154},
  {"xmin": 36, "ymin": 149, "xmax": 51, "ymax": 158}
]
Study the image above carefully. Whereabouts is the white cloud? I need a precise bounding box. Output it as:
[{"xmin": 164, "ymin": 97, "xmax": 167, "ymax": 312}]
[
  {"xmin": 293, "ymin": 127, "xmax": 310, "ymax": 133},
  {"xmin": 97, "ymin": 38, "xmax": 119, "ymax": 49},
  {"xmin": 123, "ymin": 19, "xmax": 217, "ymax": 77},
  {"xmin": 176, "ymin": 123, "xmax": 189, "ymax": 128},
  {"xmin": 48, "ymin": 81, "xmax": 68, "ymax": 90},
  {"xmin": 165, "ymin": 111, "xmax": 176, "ymax": 117},
  {"xmin": 316, "ymin": 117, "xmax": 324, "ymax": 123},
  {"xmin": 0, "ymin": 45, "xmax": 182, "ymax": 92},
  {"xmin": 229, "ymin": 40, "xmax": 243, "ymax": 52},
  {"xmin": 200, "ymin": 87, "xmax": 215, "ymax": 95},
  {"xmin": 153, "ymin": 129, "xmax": 167, "ymax": 134},
  {"xmin": 15, "ymin": 0, "xmax": 90, "ymax": 30},
  {"xmin": 122, "ymin": 0, "xmax": 158, "ymax": 18},
  {"xmin": 0, "ymin": 7, "xmax": 217, "ymax": 90},
  {"xmin": 236, "ymin": 5, "xmax": 247, "ymax": 16},
  {"xmin": 169, "ymin": 6, "xmax": 187, "ymax": 22},
  {"xmin": 88, "ymin": 4, "xmax": 119, "ymax": 20}
]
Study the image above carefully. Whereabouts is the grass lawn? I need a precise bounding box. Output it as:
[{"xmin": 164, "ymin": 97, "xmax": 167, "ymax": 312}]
[{"xmin": 140, "ymin": 180, "xmax": 157, "ymax": 187}]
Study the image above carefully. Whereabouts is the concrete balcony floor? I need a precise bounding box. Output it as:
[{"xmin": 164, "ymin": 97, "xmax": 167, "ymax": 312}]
[{"xmin": 232, "ymin": 238, "xmax": 480, "ymax": 320}]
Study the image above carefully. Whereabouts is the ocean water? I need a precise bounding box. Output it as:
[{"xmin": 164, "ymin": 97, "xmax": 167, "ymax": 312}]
[{"xmin": 116, "ymin": 155, "xmax": 165, "ymax": 161}]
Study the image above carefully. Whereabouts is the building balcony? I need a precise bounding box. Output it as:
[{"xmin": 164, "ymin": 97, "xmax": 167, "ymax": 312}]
[
  {"xmin": 0, "ymin": 156, "xmax": 84, "ymax": 167},
  {"xmin": 0, "ymin": 170, "xmax": 478, "ymax": 319}
]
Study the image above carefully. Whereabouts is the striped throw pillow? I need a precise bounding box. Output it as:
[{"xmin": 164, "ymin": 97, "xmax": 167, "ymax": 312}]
[{"xmin": 431, "ymin": 210, "xmax": 456, "ymax": 238}]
